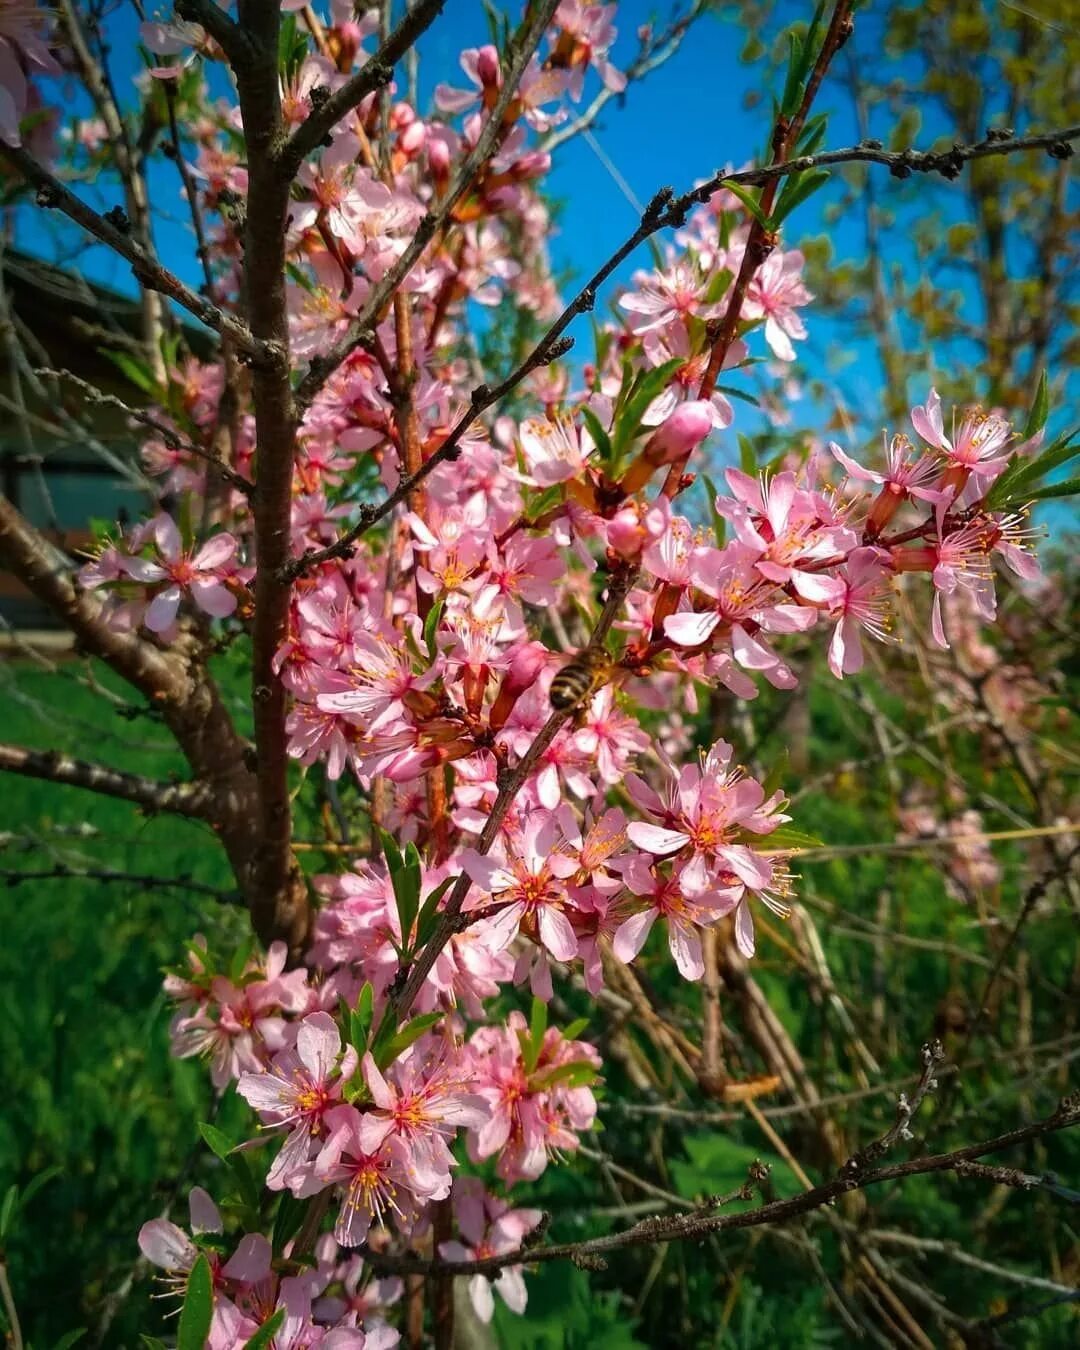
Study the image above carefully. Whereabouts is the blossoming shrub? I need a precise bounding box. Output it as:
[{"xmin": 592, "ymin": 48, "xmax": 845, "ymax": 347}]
[{"xmin": 2, "ymin": 0, "xmax": 1077, "ymax": 1345}]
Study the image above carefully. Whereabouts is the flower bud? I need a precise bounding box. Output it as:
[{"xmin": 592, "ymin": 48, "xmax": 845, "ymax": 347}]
[{"xmin": 642, "ymin": 401, "xmax": 714, "ymax": 466}]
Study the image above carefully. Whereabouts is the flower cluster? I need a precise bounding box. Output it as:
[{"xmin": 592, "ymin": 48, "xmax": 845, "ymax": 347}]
[{"xmin": 57, "ymin": 1, "xmax": 1052, "ymax": 1340}]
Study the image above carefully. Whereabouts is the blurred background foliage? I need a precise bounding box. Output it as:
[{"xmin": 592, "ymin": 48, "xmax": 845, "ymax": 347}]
[{"xmin": 1, "ymin": 0, "xmax": 1078, "ymax": 1347}]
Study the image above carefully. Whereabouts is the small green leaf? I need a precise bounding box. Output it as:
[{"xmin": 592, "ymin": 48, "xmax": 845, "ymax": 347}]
[
  {"xmin": 579, "ymin": 405, "xmax": 613, "ymax": 466},
  {"xmin": 701, "ymin": 474, "xmax": 727, "ymax": 546},
  {"xmin": 102, "ymin": 348, "xmax": 158, "ymax": 396},
  {"xmin": 229, "ymin": 935, "xmax": 256, "ymax": 984},
  {"xmin": 373, "ymin": 1012, "xmax": 445, "ymax": 1070},
  {"xmin": 562, "ymin": 1017, "xmax": 590, "ymax": 1041},
  {"xmin": 529, "ymin": 997, "xmax": 548, "ymax": 1061},
  {"xmin": 243, "ymin": 1308, "xmax": 286, "ymax": 1349},
  {"xmin": 0, "ymin": 1184, "xmax": 16, "ymax": 1239},
  {"xmin": 415, "ymin": 876, "xmax": 455, "ymax": 948},
  {"xmin": 177, "ymin": 1254, "xmax": 214, "ymax": 1350},
  {"xmin": 199, "ymin": 1122, "xmax": 233, "ymax": 1163},
  {"xmin": 140, "ymin": 1339, "xmax": 169, "ymax": 1350},
  {"xmin": 272, "ymin": 1191, "xmax": 308, "ymax": 1257},
  {"xmin": 1026, "ymin": 476, "xmax": 1080, "ymax": 502},
  {"xmin": 530, "ymin": 1060, "xmax": 599, "ymax": 1092},
  {"xmin": 349, "ymin": 981, "xmax": 375, "ymax": 1054},
  {"xmin": 772, "ymin": 168, "xmax": 830, "ymax": 225},
  {"xmin": 525, "ymin": 484, "xmax": 564, "ymax": 523},
  {"xmin": 19, "ymin": 1164, "xmax": 62, "ymax": 1214},
  {"xmin": 761, "ymin": 824, "xmax": 823, "ymax": 851},
  {"xmin": 1023, "ymin": 369, "xmax": 1049, "ymax": 440},
  {"xmin": 720, "ymin": 179, "xmax": 771, "ymax": 229},
  {"xmin": 422, "ymin": 599, "xmax": 445, "ymax": 664},
  {"xmin": 227, "ymin": 1150, "xmax": 263, "ymax": 1214},
  {"xmin": 52, "ymin": 1330, "xmax": 88, "ymax": 1350},
  {"xmin": 738, "ymin": 433, "xmax": 757, "ymax": 477},
  {"xmin": 611, "ymin": 357, "xmax": 685, "ymax": 461}
]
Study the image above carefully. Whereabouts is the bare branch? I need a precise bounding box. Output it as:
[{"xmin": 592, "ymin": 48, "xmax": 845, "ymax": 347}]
[
  {"xmin": 0, "ymin": 742, "xmax": 215, "ymax": 818},
  {"xmin": 358, "ymin": 1099, "xmax": 1080, "ymax": 1277},
  {"xmin": 37, "ymin": 367, "xmax": 255, "ymax": 497},
  {"xmin": 0, "ymin": 865, "xmax": 240, "ymax": 904},
  {"xmin": 0, "ymin": 143, "xmax": 273, "ymax": 364}
]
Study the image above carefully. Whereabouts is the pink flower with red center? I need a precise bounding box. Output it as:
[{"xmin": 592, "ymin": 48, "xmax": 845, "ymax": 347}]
[
  {"xmin": 551, "ymin": 1, "xmax": 627, "ymax": 99},
  {"xmin": 911, "ymin": 389, "xmax": 1013, "ymax": 487},
  {"xmin": 355, "ymin": 1049, "xmax": 489, "ymax": 1189},
  {"xmin": 119, "ymin": 513, "xmax": 238, "ymax": 633},
  {"xmin": 625, "ymin": 738, "xmax": 788, "ymax": 898},
  {"xmin": 518, "ymin": 414, "xmax": 594, "ymax": 486},
  {"xmin": 619, "ymin": 261, "xmax": 722, "ymax": 334},
  {"xmin": 613, "ymin": 853, "xmax": 741, "ymax": 980},
  {"xmin": 740, "ymin": 248, "xmax": 813, "ymax": 361},
  {"xmin": 314, "ymin": 1106, "xmax": 418, "ymax": 1248},
  {"xmin": 826, "ymin": 546, "xmax": 895, "ymax": 679},
  {"xmin": 237, "ymin": 1012, "xmax": 357, "ymax": 1195},
  {"xmin": 438, "ymin": 1177, "xmax": 542, "ymax": 1324},
  {"xmin": 462, "ymin": 811, "xmax": 580, "ymax": 963}
]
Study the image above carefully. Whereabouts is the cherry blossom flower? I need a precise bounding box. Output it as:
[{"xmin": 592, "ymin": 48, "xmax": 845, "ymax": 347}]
[
  {"xmin": 120, "ymin": 514, "xmax": 239, "ymax": 633},
  {"xmin": 438, "ymin": 1177, "xmax": 542, "ymax": 1324}
]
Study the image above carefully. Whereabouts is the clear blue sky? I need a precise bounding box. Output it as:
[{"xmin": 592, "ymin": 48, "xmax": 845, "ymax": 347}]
[{"xmin": 27, "ymin": 2, "xmax": 1043, "ymax": 444}]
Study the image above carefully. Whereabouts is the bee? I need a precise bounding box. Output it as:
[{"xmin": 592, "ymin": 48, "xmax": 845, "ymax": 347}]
[{"xmin": 550, "ymin": 647, "xmax": 618, "ymax": 711}]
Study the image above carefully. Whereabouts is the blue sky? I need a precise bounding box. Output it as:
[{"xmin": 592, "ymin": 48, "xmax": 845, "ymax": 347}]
[{"xmin": 25, "ymin": 1, "xmax": 1067, "ymax": 454}]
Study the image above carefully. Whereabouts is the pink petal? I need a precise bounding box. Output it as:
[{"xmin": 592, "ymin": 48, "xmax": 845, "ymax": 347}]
[
  {"xmin": 612, "ymin": 909, "xmax": 656, "ymax": 963},
  {"xmin": 625, "ymin": 823, "xmax": 689, "ymax": 856}
]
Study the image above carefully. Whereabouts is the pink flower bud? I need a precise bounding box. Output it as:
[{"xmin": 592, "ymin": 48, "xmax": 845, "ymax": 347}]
[
  {"xmin": 643, "ymin": 401, "xmax": 714, "ymax": 465},
  {"xmin": 399, "ymin": 119, "xmax": 426, "ymax": 155},
  {"xmin": 427, "ymin": 137, "xmax": 451, "ymax": 175},
  {"xmin": 476, "ymin": 44, "xmax": 502, "ymax": 88},
  {"xmin": 504, "ymin": 640, "xmax": 549, "ymax": 696}
]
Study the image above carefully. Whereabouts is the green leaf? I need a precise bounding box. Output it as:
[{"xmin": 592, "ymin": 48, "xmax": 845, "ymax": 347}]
[
  {"xmin": 229, "ymin": 935, "xmax": 256, "ymax": 984},
  {"xmin": 1023, "ymin": 369, "xmax": 1049, "ymax": 440},
  {"xmin": 525, "ymin": 484, "xmax": 563, "ymax": 523},
  {"xmin": 796, "ymin": 111, "xmax": 829, "ymax": 157},
  {"xmin": 19, "ymin": 1164, "xmax": 62, "ymax": 1214},
  {"xmin": 761, "ymin": 824, "xmax": 823, "ymax": 851},
  {"xmin": 243, "ymin": 1308, "xmax": 286, "ymax": 1349},
  {"xmin": 52, "ymin": 1330, "xmax": 88, "ymax": 1350},
  {"xmin": 984, "ymin": 424, "xmax": 1080, "ymax": 507},
  {"xmin": 529, "ymin": 996, "xmax": 548, "ymax": 1066},
  {"xmin": 738, "ymin": 433, "xmax": 757, "ymax": 477},
  {"xmin": 530, "ymin": 1060, "xmax": 598, "ymax": 1092},
  {"xmin": 177, "ymin": 1254, "xmax": 214, "ymax": 1350},
  {"xmin": 772, "ymin": 168, "xmax": 831, "ymax": 225},
  {"xmin": 1026, "ymin": 476, "xmax": 1080, "ymax": 502},
  {"xmin": 199, "ymin": 1121, "xmax": 233, "ymax": 1162},
  {"xmin": 140, "ymin": 1339, "xmax": 169, "ymax": 1350},
  {"xmin": 422, "ymin": 599, "xmax": 445, "ymax": 664},
  {"xmin": 373, "ymin": 1012, "xmax": 445, "ymax": 1070},
  {"xmin": 102, "ymin": 348, "xmax": 158, "ymax": 397},
  {"xmin": 611, "ymin": 358, "xmax": 685, "ymax": 461},
  {"xmin": 562, "ymin": 1017, "xmax": 590, "ymax": 1041},
  {"xmin": 720, "ymin": 179, "xmax": 771, "ymax": 229},
  {"xmin": 0, "ymin": 1185, "xmax": 16, "ymax": 1239},
  {"xmin": 701, "ymin": 474, "xmax": 727, "ymax": 546},
  {"xmin": 347, "ymin": 982, "xmax": 375, "ymax": 1054},
  {"xmin": 272, "ymin": 1190, "xmax": 308, "ymax": 1256},
  {"xmin": 415, "ymin": 876, "xmax": 455, "ymax": 948},
  {"xmin": 226, "ymin": 1149, "xmax": 263, "ymax": 1214},
  {"xmin": 580, "ymin": 405, "xmax": 613, "ymax": 467}
]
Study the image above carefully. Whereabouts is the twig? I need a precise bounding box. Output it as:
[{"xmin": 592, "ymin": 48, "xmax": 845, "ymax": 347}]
[
  {"xmin": 0, "ymin": 742, "xmax": 215, "ymax": 818},
  {"xmin": 840, "ymin": 1040, "xmax": 945, "ymax": 1177},
  {"xmin": 356, "ymin": 1099, "xmax": 1080, "ymax": 1277},
  {"xmin": 0, "ymin": 1260, "xmax": 23, "ymax": 1350},
  {"xmin": 0, "ymin": 143, "xmax": 272, "ymax": 363},
  {"xmin": 36, "ymin": 367, "xmax": 255, "ymax": 496},
  {"xmin": 0, "ymin": 866, "xmax": 240, "ymax": 903}
]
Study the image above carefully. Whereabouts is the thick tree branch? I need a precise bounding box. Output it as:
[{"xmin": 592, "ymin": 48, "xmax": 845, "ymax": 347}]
[
  {"xmin": 0, "ymin": 742, "xmax": 215, "ymax": 818},
  {"xmin": 0, "ymin": 143, "xmax": 272, "ymax": 364},
  {"xmin": 279, "ymin": 0, "xmax": 447, "ymax": 173},
  {"xmin": 232, "ymin": 0, "xmax": 313, "ymax": 955}
]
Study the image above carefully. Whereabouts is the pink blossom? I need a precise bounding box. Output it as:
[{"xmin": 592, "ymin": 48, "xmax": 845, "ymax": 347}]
[
  {"xmin": 120, "ymin": 514, "xmax": 238, "ymax": 632},
  {"xmin": 741, "ymin": 249, "xmax": 812, "ymax": 361}
]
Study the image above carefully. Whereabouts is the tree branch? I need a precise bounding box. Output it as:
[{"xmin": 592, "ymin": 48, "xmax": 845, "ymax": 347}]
[
  {"xmin": 0, "ymin": 742, "xmax": 216, "ymax": 818},
  {"xmin": 0, "ymin": 865, "xmax": 240, "ymax": 904},
  {"xmin": 359, "ymin": 1098, "xmax": 1080, "ymax": 1277},
  {"xmin": 0, "ymin": 143, "xmax": 273, "ymax": 364},
  {"xmin": 287, "ymin": 120, "xmax": 1079, "ymax": 577},
  {"xmin": 293, "ymin": 0, "xmax": 562, "ymax": 408},
  {"xmin": 279, "ymin": 0, "xmax": 447, "ymax": 173}
]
